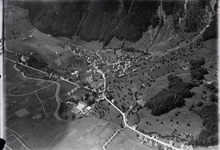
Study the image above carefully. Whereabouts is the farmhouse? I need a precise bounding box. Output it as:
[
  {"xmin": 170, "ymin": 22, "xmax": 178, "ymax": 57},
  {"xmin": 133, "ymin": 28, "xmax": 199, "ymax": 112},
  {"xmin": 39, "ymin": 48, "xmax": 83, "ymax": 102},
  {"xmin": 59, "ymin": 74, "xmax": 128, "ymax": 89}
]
[
  {"xmin": 83, "ymin": 106, "xmax": 92, "ymax": 114},
  {"xmin": 71, "ymin": 101, "xmax": 87, "ymax": 114},
  {"xmin": 20, "ymin": 55, "xmax": 29, "ymax": 63},
  {"xmin": 76, "ymin": 101, "xmax": 87, "ymax": 110},
  {"xmin": 33, "ymin": 113, "xmax": 42, "ymax": 119}
]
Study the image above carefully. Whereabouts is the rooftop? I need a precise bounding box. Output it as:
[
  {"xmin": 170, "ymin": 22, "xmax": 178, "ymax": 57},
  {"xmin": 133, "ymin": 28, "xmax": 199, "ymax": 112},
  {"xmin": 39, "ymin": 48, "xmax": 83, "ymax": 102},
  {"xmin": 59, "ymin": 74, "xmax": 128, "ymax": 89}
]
[{"xmin": 76, "ymin": 101, "xmax": 87, "ymax": 111}]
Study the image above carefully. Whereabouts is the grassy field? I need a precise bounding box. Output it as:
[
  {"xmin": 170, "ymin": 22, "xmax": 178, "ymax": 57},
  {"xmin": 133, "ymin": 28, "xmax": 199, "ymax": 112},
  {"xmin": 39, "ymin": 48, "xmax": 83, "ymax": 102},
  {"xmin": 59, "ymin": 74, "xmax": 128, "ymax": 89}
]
[
  {"xmin": 5, "ymin": 55, "xmax": 111, "ymax": 150},
  {"xmin": 5, "ymin": 4, "xmax": 88, "ymax": 76},
  {"xmin": 89, "ymin": 100, "xmax": 123, "ymax": 127},
  {"xmin": 5, "ymin": 130, "xmax": 30, "ymax": 150},
  {"xmin": 4, "ymin": 4, "xmax": 32, "ymax": 40},
  {"xmin": 66, "ymin": 88, "xmax": 91, "ymax": 101},
  {"xmin": 36, "ymin": 83, "xmax": 57, "ymax": 114},
  {"xmin": 6, "ymin": 93, "xmax": 67, "ymax": 150},
  {"xmin": 101, "ymin": 51, "xmax": 118, "ymax": 64},
  {"xmin": 5, "ymin": 67, "xmax": 81, "ymax": 149},
  {"xmin": 52, "ymin": 117, "xmax": 118, "ymax": 150},
  {"xmin": 106, "ymin": 75, "xmax": 135, "ymax": 112},
  {"xmin": 123, "ymin": 37, "xmax": 217, "ymax": 146},
  {"xmin": 5, "ymin": 59, "xmax": 51, "ymax": 95},
  {"xmin": 107, "ymin": 128, "xmax": 154, "ymax": 150},
  {"xmin": 5, "ymin": 54, "xmax": 66, "ymax": 149},
  {"xmin": 58, "ymin": 80, "xmax": 78, "ymax": 101}
]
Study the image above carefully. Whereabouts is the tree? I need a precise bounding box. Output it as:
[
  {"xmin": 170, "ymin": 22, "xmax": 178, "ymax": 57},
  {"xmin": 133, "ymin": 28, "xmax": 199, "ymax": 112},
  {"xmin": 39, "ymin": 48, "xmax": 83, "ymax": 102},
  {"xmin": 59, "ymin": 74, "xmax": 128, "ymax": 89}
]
[
  {"xmin": 206, "ymin": 83, "xmax": 218, "ymax": 93},
  {"xmin": 210, "ymin": 93, "xmax": 218, "ymax": 103},
  {"xmin": 197, "ymin": 101, "xmax": 203, "ymax": 107}
]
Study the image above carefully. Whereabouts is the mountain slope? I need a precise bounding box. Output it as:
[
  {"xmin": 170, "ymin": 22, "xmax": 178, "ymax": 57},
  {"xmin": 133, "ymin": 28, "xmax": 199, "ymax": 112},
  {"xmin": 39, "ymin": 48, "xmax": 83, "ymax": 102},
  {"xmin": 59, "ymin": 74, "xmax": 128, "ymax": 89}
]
[{"xmin": 14, "ymin": 0, "xmax": 216, "ymax": 48}]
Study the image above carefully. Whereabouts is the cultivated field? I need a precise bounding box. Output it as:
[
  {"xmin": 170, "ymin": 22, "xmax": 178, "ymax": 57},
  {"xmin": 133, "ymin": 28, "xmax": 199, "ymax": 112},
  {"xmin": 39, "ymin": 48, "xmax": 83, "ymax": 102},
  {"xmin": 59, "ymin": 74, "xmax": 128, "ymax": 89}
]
[
  {"xmin": 5, "ymin": 59, "xmax": 51, "ymax": 95},
  {"xmin": 52, "ymin": 117, "xmax": 118, "ymax": 150}
]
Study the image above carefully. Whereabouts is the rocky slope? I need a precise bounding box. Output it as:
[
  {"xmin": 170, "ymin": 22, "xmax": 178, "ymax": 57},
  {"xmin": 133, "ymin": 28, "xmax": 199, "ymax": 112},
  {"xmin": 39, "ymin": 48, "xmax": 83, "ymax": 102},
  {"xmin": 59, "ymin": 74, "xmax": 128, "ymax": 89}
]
[{"xmin": 14, "ymin": 0, "xmax": 217, "ymax": 48}]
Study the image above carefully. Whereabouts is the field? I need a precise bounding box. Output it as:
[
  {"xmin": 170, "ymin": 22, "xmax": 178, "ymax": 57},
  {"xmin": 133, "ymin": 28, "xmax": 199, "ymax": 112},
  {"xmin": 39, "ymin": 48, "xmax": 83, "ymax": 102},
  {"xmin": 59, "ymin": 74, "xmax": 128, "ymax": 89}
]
[
  {"xmin": 36, "ymin": 84, "xmax": 58, "ymax": 115},
  {"xmin": 89, "ymin": 101, "xmax": 123, "ymax": 127},
  {"xmin": 101, "ymin": 51, "xmax": 118, "ymax": 64},
  {"xmin": 4, "ymin": 4, "xmax": 32, "ymax": 40},
  {"xmin": 58, "ymin": 80, "xmax": 78, "ymax": 101},
  {"xmin": 5, "ymin": 130, "xmax": 30, "ymax": 150},
  {"xmin": 4, "ymin": 46, "xmax": 119, "ymax": 150},
  {"xmin": 52, "ymin": 117, "xmax": 118, "ymax": 150},
  {"xmin": 5, "ymin": 53, "xmax": 63, "ymax": 149},
  {"xmin": 4, "ymin": 4, "xmax": 88, "ymax": 76},
  {"xmin": 137, "ymin": 106, "xmax": 203, "ymax": 139},
  {"xmin": 106, "ymin": 128, "xmax": 154, "ymax": 150},
  {"xmin": 67, "ymin": 88, "xmax": 91, "ymax": 101},
  {"xmin": 106, "ymin": 75, "xmax": 135, "ymax": 112},
  {"xmin": 5, "ymin": 59, "xmax": 52, "ymax": 95},
  {"xmin": 122, "ymin": 37, "xmax": 217, "ymax": 146}
]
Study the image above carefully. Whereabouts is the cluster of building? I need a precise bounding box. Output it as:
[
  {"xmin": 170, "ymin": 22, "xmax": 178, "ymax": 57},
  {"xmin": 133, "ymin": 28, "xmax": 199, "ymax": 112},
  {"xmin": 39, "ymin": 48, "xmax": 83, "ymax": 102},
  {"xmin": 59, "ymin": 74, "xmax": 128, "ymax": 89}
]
[
  {"xmin": 137, "ymin": 133, "xmax": 194, "ymax": 150},
  {"xmin": 71, "ymin": 101, "xmax": 92, "ymax": 115},
  {"xmin": 48, "ymin": 69, "xmax": 80, "ymax": 82},
  {"xmin": 137, "ymin": 134, "xmax": 159, "ymax": 147},
  {"xmin": 67, "ymin": 87, "xmax": 79, "ymax": 96}
]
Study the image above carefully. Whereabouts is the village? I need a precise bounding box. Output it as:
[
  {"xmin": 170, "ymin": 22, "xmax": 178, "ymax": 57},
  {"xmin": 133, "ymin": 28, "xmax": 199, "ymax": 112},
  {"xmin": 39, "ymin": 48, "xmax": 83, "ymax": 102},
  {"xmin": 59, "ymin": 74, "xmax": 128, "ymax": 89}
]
[{"xmin": 8, "ymin": 36, "xmax": 217, "ymax": 150}]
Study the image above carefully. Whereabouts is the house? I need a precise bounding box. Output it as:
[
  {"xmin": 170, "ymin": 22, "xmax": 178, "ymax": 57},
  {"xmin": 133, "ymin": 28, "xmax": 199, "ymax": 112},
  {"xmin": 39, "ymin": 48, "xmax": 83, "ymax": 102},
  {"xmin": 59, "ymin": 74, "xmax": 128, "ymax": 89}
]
[
  {"xmin": 71, "ymin": 101, "xmax": 87, "ymax": 114},
  {"xmin": 71, "ymin": 108, "xmax": 81, "ymax": 114},
  {"xmin": 33, "ymin": 114, "xmax": 42, "ymax": 119},
  {"xmin": 76, "ymin": 101, "xmax": 87, "ymax": 111},
  {"xmin": 71, "ymin": 71, "xmax": 79, "ymax": 78},
  {"xmin": 83, "ymin": 106, "xmax": 92, "ymax": 114},
  {"xmin": 21, "ymin": 55, "xmax": 29, "ymax": 63}
]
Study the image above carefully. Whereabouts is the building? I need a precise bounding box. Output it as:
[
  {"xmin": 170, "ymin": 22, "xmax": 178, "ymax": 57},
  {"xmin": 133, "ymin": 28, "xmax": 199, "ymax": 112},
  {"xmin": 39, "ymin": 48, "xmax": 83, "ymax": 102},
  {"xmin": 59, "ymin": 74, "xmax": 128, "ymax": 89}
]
[
  {"xmin": 71, "ymin": 108, "xmax": 81, "ymax": 114},
  {"xmin": 33, "ymin": 114, "xmax": 42, "ymax": 119},
  {"xmin": 20, "ymin": 55, "xmax": 29, "ymax": 63},
  {"xmin": 76, "ymin": 101, "xmax": 87, "ymax": 111},
  {"xmin": 71, "ymin": 101, "xmax": 87, "ymax": 114},
  {"xmin": 83, "ymin": 106, "xmax": 92, "ymax": 114},
  {"xmin": 71, "ymin": 71, "xmax": 79, "ymax": 78}
]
